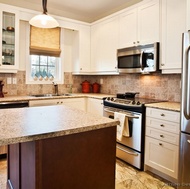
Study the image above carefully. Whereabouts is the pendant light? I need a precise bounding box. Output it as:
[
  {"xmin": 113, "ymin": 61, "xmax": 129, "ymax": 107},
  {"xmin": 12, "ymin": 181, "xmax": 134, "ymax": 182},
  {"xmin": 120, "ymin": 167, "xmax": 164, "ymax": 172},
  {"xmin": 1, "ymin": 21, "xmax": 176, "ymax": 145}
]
[{"xmin": 29, "ymin": 0, "xmax": 59, "ymax": 28}]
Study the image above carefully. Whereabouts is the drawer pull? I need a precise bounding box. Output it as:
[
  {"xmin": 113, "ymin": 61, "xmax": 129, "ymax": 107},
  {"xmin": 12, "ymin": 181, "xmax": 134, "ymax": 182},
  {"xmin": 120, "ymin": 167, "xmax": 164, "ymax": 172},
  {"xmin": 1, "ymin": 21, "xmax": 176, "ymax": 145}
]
[
  {"xmin": 161, "ymin": 113, "xmax": 165, "ymax": 117},
  {"xmin": 160, "ymin": 135, "xmax": 164, "ymax": 138},
  {"xmin": 159, "ymin": 143, "xmax": 162, "ymax": 146},
  {"xmin": 160, "ymin": 124, "xmax": 164, "ymax": 127}
]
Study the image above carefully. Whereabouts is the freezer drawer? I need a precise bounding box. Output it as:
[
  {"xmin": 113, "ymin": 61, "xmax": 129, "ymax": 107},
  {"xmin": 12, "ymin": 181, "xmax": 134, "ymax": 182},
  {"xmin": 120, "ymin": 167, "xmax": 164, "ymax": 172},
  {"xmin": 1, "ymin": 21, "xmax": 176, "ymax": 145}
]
[{"xmin": 179, "ymin": 133, "xmax": 190, "ymax": 189}]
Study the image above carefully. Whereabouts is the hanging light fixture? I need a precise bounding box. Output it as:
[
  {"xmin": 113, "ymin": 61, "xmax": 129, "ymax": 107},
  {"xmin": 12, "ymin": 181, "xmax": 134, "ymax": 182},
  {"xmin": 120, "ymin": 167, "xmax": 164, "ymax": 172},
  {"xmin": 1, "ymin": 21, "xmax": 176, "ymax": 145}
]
[{"xmin": 29, "ymin": 0, "xmax": 59, "ymax": 28}]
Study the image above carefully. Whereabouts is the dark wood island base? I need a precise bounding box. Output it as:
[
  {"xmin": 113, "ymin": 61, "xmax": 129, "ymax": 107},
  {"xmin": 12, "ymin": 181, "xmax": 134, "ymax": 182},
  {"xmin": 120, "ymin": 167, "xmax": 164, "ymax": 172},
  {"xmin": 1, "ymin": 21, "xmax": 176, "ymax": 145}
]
[{"xmin": 7, "ymin": 126, "xmax": 116, "ymax": 189}]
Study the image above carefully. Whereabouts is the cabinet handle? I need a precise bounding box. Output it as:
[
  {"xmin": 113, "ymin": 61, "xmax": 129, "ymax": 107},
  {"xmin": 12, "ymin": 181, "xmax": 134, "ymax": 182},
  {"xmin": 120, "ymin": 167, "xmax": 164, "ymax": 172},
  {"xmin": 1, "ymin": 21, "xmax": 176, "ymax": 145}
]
[
  {"xmin": 60, "ymin": 101, "xmax": 63, "ymax": 104},
  {"xmin": 133, "ymin": 42, "xmax": 136, "ymax": 44},
  {"xmin": 161, "ymin": 64, "xmax": 165, "ymax": 66},
  {"xmin": 159, "ymin": 143, "xmax": 162, "ymax": 146},
  {"xmin": 160, "ymin": 135, "xmax": 164, "ymax": 138},
  {"xmin": 57, "ymin": 102, "xmax": 59, "ymax": 104},
  {"xmin": 80, "ymin": 68, "xmax": 82, "ymax": 70},
  {"xmin": 160, "ymin": 124, "xmax": 164, "ymax": 127},
  {"xmin": 137, "ymin": 41, "xmax": 140, "ymax": 43},
  {"xmin": 160, "ymin": 113, "xmax": 165, "ymax": 117}
]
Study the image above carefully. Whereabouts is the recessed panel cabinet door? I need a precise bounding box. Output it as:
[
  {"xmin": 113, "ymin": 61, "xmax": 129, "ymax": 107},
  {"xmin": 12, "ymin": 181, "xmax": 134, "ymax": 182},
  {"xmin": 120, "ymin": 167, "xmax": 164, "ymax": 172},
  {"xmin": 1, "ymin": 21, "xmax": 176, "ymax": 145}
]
[
  {"xmin": 137, "ymin": 0, "xmax": 160, "ymax": 45},
  {"xmin": 119, "ymin": 7, "xmax": 137, "ymax": 48},
  {"xmin": 91, "ymin": 16, "xmax": 119, "ymax": 72}
]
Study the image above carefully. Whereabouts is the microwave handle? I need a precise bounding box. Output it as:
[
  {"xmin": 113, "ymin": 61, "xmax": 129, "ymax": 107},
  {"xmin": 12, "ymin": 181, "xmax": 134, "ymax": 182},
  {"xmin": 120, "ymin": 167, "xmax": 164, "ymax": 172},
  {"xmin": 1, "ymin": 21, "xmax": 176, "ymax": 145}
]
[{"xmin": 140, "ymin": 50, "xmax": 144, "ymax": 71}]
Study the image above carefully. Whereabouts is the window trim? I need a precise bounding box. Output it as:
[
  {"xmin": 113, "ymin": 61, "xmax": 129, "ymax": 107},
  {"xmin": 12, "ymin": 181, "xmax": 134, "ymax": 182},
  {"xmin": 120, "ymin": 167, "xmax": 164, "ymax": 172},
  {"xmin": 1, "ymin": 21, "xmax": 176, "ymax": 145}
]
[{"xmin": 25, "ymin": 23, "xmax": 64, "ymax": 84}]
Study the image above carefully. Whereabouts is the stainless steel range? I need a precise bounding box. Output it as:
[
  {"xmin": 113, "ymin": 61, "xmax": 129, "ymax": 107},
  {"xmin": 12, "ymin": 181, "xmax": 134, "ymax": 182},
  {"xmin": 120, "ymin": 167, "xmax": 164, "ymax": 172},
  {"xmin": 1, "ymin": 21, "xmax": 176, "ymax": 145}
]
[{"xmin": 103, "ymin": 92, "xmax": 161, "ymax": 170}]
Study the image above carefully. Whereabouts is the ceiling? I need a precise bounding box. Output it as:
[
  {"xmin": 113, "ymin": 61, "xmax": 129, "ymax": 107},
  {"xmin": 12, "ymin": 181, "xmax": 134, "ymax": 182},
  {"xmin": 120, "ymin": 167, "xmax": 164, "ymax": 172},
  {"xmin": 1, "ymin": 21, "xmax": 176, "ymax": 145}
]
[{"xmin": 0, "ymin": 0, "xmax": 142, "ymax": 23}]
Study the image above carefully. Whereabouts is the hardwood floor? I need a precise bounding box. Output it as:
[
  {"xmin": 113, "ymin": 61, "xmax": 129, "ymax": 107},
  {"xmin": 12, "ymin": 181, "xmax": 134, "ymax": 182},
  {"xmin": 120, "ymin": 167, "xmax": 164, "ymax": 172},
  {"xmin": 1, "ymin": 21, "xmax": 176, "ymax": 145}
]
[{"xmin": 0, "ymin": 158, "xmax": 175, "ymax": 189}]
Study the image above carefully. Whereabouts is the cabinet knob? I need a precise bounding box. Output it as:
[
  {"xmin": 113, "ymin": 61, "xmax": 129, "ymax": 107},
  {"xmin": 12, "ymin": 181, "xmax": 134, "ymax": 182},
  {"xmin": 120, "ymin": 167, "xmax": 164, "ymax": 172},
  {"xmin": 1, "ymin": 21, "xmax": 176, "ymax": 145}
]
[
  {"xmin": 61, "ymin": 101, "xmax": 63, "ymax": 104},
  {"xmin": 80, "ymin": 68, "xmax": 82, "ymax": 70},
  {"xmin": 159, "ymin": 143, "xmax": 162, "ymax": 146},
  {"xmin": 57, "ymin": 102, "xmax": 59, "ymax": 104},
  {"xmin": 160, "ymin": 135, "xmax": 164, "ymax": 138},
  {"xmin": 160, "ymin": 113, "xmax": 165, "ymax": 117},
  {"xmin": 133, "ymin": 42, "xmax": 136, "ymax": 44},
  {"xmin": 160, "ymin": 124, "xmax": 164, "ymax": 127},
  {"xmin": 161, "ymin": 64, "xmax": 165, "ymax": 66},
  {"xmin": 137, "ymin": 41, "xmax": 140, "ymax": 43}
]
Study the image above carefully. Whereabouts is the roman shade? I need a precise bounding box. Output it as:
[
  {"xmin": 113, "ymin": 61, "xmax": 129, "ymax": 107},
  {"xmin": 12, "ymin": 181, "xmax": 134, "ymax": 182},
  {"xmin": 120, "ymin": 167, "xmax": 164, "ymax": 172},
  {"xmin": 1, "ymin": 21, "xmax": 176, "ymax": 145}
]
[{"xmin": 30, "ymin": 26, "xmax": 61, "ymax": 57}]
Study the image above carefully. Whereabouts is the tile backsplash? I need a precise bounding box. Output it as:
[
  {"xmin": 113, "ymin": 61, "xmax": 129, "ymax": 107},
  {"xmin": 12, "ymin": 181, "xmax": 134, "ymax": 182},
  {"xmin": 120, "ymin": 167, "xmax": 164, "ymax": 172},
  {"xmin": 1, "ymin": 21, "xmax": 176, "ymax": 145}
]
[{"xmin": 0, "ymin": 71, "xmax": 181, "ymax": 102}]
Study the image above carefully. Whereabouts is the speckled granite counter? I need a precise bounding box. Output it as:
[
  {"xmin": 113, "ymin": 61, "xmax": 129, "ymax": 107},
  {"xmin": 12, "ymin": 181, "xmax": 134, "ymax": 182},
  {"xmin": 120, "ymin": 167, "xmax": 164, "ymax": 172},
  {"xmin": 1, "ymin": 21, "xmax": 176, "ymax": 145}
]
[
  {"xmin": 145, "ymin": 102, "xmax": 180, "ymax": 112},
  {"xmin": 0, "ymin": 105, "xmax": 119, "ymax": 146},
  {"xmin": 0, "ymin": 93, "xmax": 115, "ymax": 102}
]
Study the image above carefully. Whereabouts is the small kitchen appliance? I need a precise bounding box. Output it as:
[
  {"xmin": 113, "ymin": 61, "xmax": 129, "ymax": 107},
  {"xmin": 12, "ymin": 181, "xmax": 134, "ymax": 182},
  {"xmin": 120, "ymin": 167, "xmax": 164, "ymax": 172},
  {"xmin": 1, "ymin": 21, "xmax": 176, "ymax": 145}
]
[{"xmin": 103, "ymin": 92, "xmax": 162, "ymax": 170}]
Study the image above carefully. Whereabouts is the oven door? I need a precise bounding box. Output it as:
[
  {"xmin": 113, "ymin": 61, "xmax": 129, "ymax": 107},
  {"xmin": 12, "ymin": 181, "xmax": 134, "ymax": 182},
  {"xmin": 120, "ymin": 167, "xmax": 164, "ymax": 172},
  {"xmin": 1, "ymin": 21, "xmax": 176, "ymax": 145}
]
[
  {"xmin": 103, "ymin": 107, "xmax": 142, "ymax": 152},
  {"xmin": 103, "ymin": 106, "xmax": 143, "ymax": 169}
]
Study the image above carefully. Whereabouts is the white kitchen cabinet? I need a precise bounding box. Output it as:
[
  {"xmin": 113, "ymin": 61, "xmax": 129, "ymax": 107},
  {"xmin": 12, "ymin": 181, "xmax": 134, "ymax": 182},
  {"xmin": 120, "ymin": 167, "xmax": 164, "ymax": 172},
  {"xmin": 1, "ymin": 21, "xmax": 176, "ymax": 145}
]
[
  {"xmin": 60, "ymin": 98, "xmax": 86, "ymax": 111},
  {"xmin": 160, "ymin": 0, "xmax": 186, "ymax": 73},
  {"xmin": 145, "ymin": 107, "xmax": 180, "ymax": 180},
  {"xmin": 72, "ymin": 24, "xmax": 91, "ymax": 74},
  {"xmin": 87, "ymin": 98, "xmax": 103, "ymax": 116},
  {"xmin": 29, "ymin": 98, "xmax": 86, "ymax": 111},
  {"xmin": 187, "ymin": 0, "xmax": 190, "ymax": 30},
  {"xmin": 0, "ymin": 4, "xmax": 19, "ymax": 73},
  {"xmin": 119, "ymin": 0, "xmax": 160, "ymax": 48},
  {"xmin": 91, "ymin": 16, "xmax": 119, "ymax": 74}
]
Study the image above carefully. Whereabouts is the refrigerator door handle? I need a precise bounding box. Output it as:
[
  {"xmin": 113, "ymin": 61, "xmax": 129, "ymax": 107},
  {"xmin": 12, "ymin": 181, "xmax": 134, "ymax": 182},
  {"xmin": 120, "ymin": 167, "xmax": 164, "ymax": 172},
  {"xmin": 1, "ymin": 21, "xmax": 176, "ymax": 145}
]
[{"xmin": 184, "ymin": 45, "xmax": 190, "ymax": 119}]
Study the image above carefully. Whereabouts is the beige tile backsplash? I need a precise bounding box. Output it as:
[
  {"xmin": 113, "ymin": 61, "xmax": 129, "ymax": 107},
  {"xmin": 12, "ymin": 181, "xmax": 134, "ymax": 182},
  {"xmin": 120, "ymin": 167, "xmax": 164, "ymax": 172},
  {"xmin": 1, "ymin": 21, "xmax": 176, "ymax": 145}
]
[{"xmin": 0, "ymin": 71, "xmax": 181, "ymax": 102}]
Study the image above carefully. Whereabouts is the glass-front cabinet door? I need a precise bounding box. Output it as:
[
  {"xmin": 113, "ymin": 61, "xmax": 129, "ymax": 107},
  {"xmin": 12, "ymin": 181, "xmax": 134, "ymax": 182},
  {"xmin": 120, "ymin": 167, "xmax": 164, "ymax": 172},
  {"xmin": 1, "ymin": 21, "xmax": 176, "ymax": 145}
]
[{"xmin": 0, "ymin": 6, "xmax": 19, "ymax": 73}]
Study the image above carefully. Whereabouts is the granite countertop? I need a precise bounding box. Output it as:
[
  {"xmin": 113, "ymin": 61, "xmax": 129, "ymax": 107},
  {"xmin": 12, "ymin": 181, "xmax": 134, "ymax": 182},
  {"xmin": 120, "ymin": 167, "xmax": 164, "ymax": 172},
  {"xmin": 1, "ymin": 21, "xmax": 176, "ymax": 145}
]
[
  {"xmin": 0, "ymin": 105, "xmax": 119, "ymax": 146},
  {"xmin": 145, "ymin": 102, "xmax": 180, "ymax": 112},
  {"xmin": 0, "ymin": 93, "xmax": 115, "ymax": 102}
]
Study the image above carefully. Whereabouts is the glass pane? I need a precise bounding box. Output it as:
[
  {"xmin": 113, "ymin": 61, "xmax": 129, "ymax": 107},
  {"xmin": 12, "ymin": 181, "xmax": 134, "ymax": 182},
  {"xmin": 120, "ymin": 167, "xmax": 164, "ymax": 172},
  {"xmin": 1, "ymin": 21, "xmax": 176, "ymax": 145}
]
[
  {"xmin": 2, "ymin": 12, "xmax": 15, "ymax": 66},
  {"xmin": 40, "ymin": 56, "xmax": 48, "ymax": 66},
  {"xmin": 31, "ymin": 55, "xmax": 39, "ymax": 65}
]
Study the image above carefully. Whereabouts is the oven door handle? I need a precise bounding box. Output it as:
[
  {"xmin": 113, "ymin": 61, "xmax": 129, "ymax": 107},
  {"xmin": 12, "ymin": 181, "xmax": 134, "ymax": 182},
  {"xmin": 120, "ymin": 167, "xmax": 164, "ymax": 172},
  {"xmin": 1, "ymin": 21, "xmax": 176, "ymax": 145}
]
[
  {"xmin": 117, "ymin": 146, "xmax": 139, "ymax": 156},
  {"xmin": 104, "ymin": 109, "xmax": 139, "ymax": 119}
]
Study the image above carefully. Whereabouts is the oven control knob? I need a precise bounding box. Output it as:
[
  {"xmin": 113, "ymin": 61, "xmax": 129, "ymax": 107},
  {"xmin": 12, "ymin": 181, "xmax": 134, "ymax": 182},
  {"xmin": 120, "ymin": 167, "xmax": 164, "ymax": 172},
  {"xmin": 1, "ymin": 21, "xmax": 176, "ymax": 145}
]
[
  {"xmin": 111, "ymin": 97, "xmax": 114, "ymax": 101},
  {"xmin": 107, "ymin": 97, "xmax": 110, "ymax": 101},
  {"xmin": 132, "ymin": 100, "xmax": 136, "ymax": 105},
  {"xmin": 137, "ymin": 101, "xmax": 141, "ymax": 105}
]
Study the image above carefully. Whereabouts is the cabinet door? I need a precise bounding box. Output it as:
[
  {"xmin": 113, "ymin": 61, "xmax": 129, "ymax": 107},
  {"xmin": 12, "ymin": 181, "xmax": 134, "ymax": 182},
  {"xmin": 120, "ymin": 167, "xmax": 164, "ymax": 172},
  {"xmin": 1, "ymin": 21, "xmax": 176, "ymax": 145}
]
[
  {"xmin": 0, "ymin": 5, "xmax": 19, "ymax": 73},
  {"xmin": 61, "ymin": 98, "xmax": 86, "ymax": 111},
  {"xmin": 72, "ymin": 25, "xmax": 91, "ymax": 73},
  {"xmin": 145, "ymin": 136, "xmax": 179, "ymax": 179},
  {"xmin": 91, "ymin": 17, "xmax": 119, "ymax": 72},
  {"xmin": 29, "ymin": 99, "xmax": 59, "ymax": 107},
  {"xmin": 119, "ymin": 7, "xmax": 137, "ymax": 48},
  {"xmin": 160, "ymin": 0, "xmax": 186, "ymax": 73},
  {"xmin": 87, "ymin": 98, "xmax": 103, "ymax": 116},
  {"xmin": 137, "ymin": 0, "xmax": 160, "ymax": 45}
]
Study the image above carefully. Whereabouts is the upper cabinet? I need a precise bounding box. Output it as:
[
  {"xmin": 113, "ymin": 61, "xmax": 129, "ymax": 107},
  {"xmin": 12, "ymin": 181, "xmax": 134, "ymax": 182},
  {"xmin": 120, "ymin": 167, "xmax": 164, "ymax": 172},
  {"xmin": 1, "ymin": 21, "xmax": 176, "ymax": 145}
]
[
  {"xmin": 160, "ymin": 0, "xmax": 186, "ymax": 74},
  {"xmin": 90, "ymin": 16, "xmax": 119, "ymax": 74},
  {"xmin": 119, "ymin": 0, "xmax": 160, "ymax": 49},
  {"xmin": 72, "ymin": 24, "xmax": 91, "ymax": 74},
  {"xmin": 0, "ymin": 5, "xmax": 19, "ymax": 73}
]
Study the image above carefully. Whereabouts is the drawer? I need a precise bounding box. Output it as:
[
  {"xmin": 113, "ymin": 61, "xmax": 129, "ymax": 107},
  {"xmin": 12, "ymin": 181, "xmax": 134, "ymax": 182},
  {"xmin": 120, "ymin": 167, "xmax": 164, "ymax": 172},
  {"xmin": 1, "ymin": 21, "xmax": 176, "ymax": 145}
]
[
  {"xmin": 146, "ymin": 127, "xmax": 179, "ymax": 145},
  {"xmin": 145, "ymin": 136, "xmax": 179, "ymax": 179},
  {"xmin": 146, "ymin": 117, "xmax": 179, "ymax": 134},
  {"xmin": 146, "ymin": 107, "xmax": 180, "ymax": 123}
]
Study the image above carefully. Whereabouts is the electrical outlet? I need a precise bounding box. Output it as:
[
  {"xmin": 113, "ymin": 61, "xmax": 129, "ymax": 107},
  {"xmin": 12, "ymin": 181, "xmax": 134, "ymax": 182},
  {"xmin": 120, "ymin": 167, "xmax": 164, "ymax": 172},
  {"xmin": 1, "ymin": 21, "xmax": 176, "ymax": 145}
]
[
  {"xmin": 7, "ymin": 77, "xmax": 12, "ymax": 84},
  {"xmin": 100, "ymin": 78, "xmax": 103, "ymax": 84},
  {"xmin": 13, "ymin": 78, "xmax": 17, "ymax": 84}
]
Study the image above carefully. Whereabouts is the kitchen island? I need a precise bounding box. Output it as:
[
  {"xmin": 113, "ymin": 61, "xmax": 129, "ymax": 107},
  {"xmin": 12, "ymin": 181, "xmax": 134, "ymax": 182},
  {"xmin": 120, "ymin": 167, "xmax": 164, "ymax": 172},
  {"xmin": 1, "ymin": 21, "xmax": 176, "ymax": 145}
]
[{"xmin": 0, "ymin": 105, "xmax": 118, "ymax": 189}]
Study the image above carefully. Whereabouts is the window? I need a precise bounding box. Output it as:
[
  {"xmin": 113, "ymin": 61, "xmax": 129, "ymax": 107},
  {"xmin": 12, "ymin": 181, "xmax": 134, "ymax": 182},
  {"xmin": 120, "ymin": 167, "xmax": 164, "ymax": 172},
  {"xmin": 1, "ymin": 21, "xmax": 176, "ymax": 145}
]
[
  {"xmin": 31, "ymin": 55, "xmax": 60, "ymax": 81},
  {"xmin": 24, "ymin": 21, "xmax": 64, "ymax": 84}
]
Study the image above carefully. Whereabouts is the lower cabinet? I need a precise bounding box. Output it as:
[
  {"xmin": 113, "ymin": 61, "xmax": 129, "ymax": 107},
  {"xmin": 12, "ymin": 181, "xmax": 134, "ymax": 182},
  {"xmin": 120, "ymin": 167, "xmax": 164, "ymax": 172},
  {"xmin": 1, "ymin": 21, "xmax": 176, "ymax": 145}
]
[
  {"xmin": 29, "ymin": 98, "xmax": 86, "ymax": 111},
  {"xmin": 145, "ymin": 107, "xmax": 180, "ymax": 180},
  {"xmin": 87, "ymin": 98, "xmax": 103, "ymax": 116}
]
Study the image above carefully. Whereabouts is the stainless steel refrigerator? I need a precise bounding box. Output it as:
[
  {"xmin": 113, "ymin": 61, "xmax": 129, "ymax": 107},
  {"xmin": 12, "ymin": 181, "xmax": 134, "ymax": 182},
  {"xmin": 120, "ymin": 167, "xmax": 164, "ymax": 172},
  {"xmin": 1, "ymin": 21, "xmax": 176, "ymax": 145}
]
[{"xmin": 179, "ymin": 31, "xmax": 190, "ymax": 189}]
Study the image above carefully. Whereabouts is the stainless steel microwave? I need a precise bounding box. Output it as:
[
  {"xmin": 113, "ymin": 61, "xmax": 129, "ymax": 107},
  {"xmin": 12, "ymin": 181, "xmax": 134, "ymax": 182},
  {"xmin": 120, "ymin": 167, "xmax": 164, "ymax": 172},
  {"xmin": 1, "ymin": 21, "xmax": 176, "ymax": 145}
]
[{"xmin": 117, "ymin": 42, "xmax": 159, "ymax": 74}]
